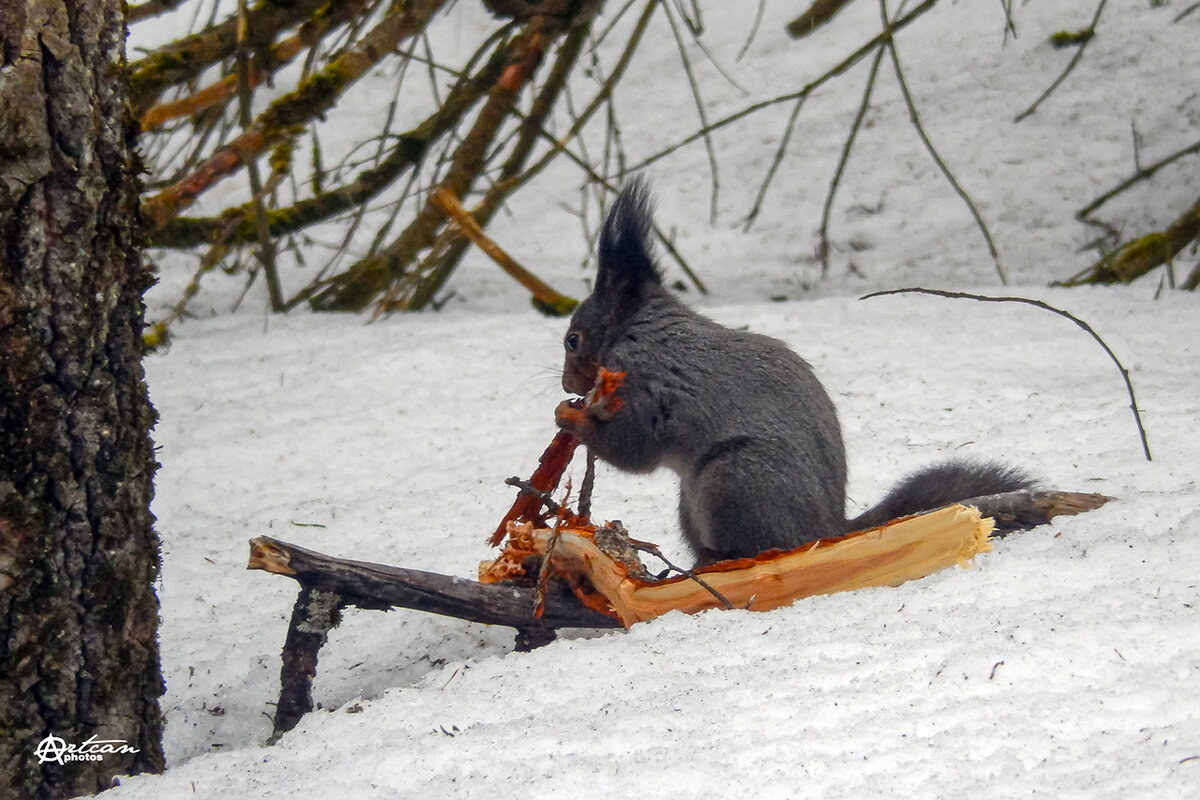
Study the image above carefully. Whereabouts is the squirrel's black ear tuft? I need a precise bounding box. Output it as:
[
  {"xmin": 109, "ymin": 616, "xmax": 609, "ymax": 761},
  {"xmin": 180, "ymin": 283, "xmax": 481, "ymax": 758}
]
[{"xmin": 596, "ymin": 177, "xmax": 661, "ymax": 300}]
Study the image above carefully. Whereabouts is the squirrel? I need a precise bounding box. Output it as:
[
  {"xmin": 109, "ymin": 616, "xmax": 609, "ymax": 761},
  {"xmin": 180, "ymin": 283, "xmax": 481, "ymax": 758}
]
[{"xmin": 554, "ymin": 178, "xmax": 1032, "ymax": 564}]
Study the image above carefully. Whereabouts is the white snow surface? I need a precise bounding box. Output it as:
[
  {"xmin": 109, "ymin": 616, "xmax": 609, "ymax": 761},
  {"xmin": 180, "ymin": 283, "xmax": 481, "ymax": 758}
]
[{"xmin": 112, "ymin": 2, "xmax": 1198, "ymax": 797}]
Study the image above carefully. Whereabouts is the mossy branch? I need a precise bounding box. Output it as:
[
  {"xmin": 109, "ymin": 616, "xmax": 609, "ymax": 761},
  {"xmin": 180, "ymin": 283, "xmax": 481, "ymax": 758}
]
[
  {"xmin": 307, "ymin": 11, "xmax": 587, "ymax": 312},
  {"xmin": 127, "ymin": 0, "xmax": 189, "ymax": 24},
  {"xmin": 1059, "ymin": 195, "xmax": 1200, "ymax": 288},
  {"xmin": 149, "ymin": 34, "xmax": 512, "ymax": 249},
  {"xmin": 128, "ymin": 0, "xmax": 332, "ymax": 114},
  {"xmin": 139, "ymin": 0, "xmax": 369, "ymax": 132},
  {"xmin": 786, "ymin": 0, "xmax": 858, "ymax": 39},
  {"xmin": 141, "ymin": 0, "xmax": 450, "ymax": 235}
]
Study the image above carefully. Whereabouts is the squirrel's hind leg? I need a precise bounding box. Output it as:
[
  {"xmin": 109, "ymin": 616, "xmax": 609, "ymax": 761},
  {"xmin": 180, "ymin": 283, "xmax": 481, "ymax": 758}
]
[{"xmin": 680, "ymin": 437, "xmax": 840, "ymax": 562}]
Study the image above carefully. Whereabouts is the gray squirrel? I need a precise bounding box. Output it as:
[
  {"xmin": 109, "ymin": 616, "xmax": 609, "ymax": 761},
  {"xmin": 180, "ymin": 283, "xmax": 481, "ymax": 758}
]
[{"xmin": 555, "ymin": 179, "xmax": 1032, "ymax": 564}]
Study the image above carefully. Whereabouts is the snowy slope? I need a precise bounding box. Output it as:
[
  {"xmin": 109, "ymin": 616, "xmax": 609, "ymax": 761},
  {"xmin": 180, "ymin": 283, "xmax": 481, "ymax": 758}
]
[
  {"xmin": 110, "ymin": 1, "xmax": 1199, "ymax": 797},
  {"xmin": 118, "ymin": 289, "xmax": 1198, "ymax": 799}
]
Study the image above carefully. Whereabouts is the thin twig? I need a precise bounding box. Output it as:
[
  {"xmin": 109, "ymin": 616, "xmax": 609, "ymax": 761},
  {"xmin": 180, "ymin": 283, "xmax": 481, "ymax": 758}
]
[
  {"xmin": 631, "ymin": 542, "xmax": 737, "ymax": 611},
  {"xmin": 1014, "ymin": 0, "xmax": 1108, "ymax": 122},
  {"xmin": 814, "ymin": 42, "xmax": 885, "ymax": 272},
  {"xmin": 236, "ymin": 0, "xmax": 284, "ymax": 311},
  {"xmin": 998, "ymin": 0, "xmax": 1017, "ymax": 43},
  {"xmin": 1182, "ymin": 259, "xmax": 1200, "ymax": 291},
  {"xmin": 578, "ymin": 449, "xmax": 597, "ymax": 520},
  {"xmin": 742, "ymin": 95, "xmax": 806, "ymax": 233},
  {"xmin": 1076, "ymin": 136, "xmax": 1200, "ymax": 219},
  {"xmin": 591, "ymin": 0, "xmax": 642, "ymax": 47},
  {"xmin": 534, "ymin": 484, "xmax": 571, "ymax": 617},
  {"xmin": 880, "ymin": 0, "xmax": 1006, "ymax": 284},
  {"xmin": 504, "ymin": 477, "xmax": 565, "ymax": 517},
  {"xmin": 627, "ymin": 0, "xmax": 940, "ymax": 174},
  {"xmin": 861, "ymin": 287, "xmax": 1152, "ymax": 462},
  {"xmin": 662, "ymin": 0, "xmax": 721, "ymax": 223},
  {"xmin": 736, "ymin": 0, "xmax": 767, "ymax": 61}
]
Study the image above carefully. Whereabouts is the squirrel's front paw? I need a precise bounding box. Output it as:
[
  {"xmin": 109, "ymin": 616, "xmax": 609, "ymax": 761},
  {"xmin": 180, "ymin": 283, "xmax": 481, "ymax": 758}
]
[{"xmin": 555, "ymin": 399, "xmax": 591, "ymax": 439}]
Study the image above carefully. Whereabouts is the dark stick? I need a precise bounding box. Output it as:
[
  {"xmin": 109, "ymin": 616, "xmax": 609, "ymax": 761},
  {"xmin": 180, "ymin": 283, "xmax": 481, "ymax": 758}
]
[
  {"xmin": 270, "ymin": 586, "xmax": 344, "ymax": 741},
  {"xmin": 578, "ymin": 449, "xmax": 597, "ymax": 519},
  {"xmin": 742, "ymin": 95, "xmax": 806, "ymax": 234},
  {"xmin": 786, "ymin": 0, "xmax": 858, "ymax": 40},
  {"xmin": 972, "ymin": 490, "xmax": 1113, "ymax": 536},
  {"xmin": 249, "ymin": 536, "xmax": 622, "ymax": 630},
  {"xmin": 861, "ymin": 287, "xmax": 1152, "ymax": 461}
]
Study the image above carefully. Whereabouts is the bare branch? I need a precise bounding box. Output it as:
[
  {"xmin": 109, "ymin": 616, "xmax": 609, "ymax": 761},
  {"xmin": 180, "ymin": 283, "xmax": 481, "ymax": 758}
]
[
  {"xmin": 151, "ymin": 31, "xmax": 512, "ymax": 249},
  {"xmin": 128, "ymin": 0, "xmax": 332, "ymax": 114},
  {"xmin": 627, "ymin": 0, "xmax": 940, "ymax": 174},
  {"xmin": 236, "ymin": 0, "xmax": 284, "ymax": 311},
  {"xmin": 141, "ymin": 1, "xmax": 452, "ymax": 235},
  {"xmin": 1014, "ymin": 0, "xmax": 1108, "ymax": 123},
  {"xmin": 880, "ymin": 0, "xmax": 1006, "ymax": 284},
  {"xmin": 862, "ymin": 287, "xmax": 1152, "ymax": 462},
  {"xmin": 139, "ymin": 0, "xmax": 370, "ymax": 132},
  {"xmin": 1077, "ymin": 137, "xmax": 1200, "ymax": 219},
  {"xmin": 661, "ymin": 0, "xmax": 721, "ymax": 223},
  {"xmin": 814, "ymin": 43, "xmax": 884, "ymax": 273}
]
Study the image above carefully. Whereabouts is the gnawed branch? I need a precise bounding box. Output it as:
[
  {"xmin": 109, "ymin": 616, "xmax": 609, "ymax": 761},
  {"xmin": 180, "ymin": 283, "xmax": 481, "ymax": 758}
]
[
  {"xmin": 480, "ymin": 494, "xmax": 1109, "ymax": 625},
  {"xmin": 249, "ymin": 486, "xmax": 1108, "ymax": 737}
]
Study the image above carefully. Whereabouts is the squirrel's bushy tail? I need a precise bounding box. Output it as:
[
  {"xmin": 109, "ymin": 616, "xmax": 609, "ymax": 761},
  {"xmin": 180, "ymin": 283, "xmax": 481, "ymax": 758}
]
[{"xmin": 846, "ymin": 459, "xmax": 1034, "ymax": 532}]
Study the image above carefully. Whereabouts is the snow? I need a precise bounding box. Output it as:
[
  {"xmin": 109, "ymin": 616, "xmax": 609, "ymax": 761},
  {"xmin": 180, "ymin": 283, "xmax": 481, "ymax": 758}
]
[{"xmin": 110, "ymin": 1, "xmax": 1198, "ymax": 797}]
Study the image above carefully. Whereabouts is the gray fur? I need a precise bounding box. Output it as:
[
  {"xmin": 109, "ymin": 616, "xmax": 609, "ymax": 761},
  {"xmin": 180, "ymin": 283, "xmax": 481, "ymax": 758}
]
[{"xmin": 559, "ymin": 180, "xmax": 1031, "ymax": 562}]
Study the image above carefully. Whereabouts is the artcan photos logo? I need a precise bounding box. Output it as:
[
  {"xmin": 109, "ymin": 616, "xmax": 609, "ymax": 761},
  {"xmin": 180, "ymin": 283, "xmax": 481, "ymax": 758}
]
[{"xmin": 34, "ymin": 733, "xmax": 140, "ymax": 765}]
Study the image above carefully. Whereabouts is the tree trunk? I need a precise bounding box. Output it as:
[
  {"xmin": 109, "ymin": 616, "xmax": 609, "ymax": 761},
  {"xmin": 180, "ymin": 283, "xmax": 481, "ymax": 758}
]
[{"xmin": 0, "ymin": 0, "xmax": 166, "ymax": 797}]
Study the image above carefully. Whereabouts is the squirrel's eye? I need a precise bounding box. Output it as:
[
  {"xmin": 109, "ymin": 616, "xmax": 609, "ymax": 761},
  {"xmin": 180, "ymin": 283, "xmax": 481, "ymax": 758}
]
[{"xmin": 564, "ymin": 331, "xmax": 582, "ymax": 352}]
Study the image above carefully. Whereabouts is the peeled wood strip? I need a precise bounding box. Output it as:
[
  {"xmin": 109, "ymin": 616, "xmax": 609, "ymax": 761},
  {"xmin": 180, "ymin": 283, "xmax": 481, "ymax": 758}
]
[{"xmin": 521, "ymin": 504, "xmax": 993, "ymax": 626}]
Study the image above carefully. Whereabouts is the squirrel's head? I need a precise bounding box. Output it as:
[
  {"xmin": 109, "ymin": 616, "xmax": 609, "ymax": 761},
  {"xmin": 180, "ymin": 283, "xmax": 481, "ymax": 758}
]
[{"xmin": 562, "ymin": 178, "xmax": 662, "ymax": 395}]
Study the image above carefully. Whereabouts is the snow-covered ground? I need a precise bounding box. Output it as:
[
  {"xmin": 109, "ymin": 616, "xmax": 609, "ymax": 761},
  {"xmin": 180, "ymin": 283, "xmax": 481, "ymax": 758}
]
[{"xmin": 110, "ymin": 1, "xmax": 1198, "ymax": 797}]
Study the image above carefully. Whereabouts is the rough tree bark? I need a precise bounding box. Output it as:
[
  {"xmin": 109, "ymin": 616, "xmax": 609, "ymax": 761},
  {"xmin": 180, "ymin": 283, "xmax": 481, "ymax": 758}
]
[{"xmin": 0, "ymin": 0, "xmax": 166, "ymax": 798}]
